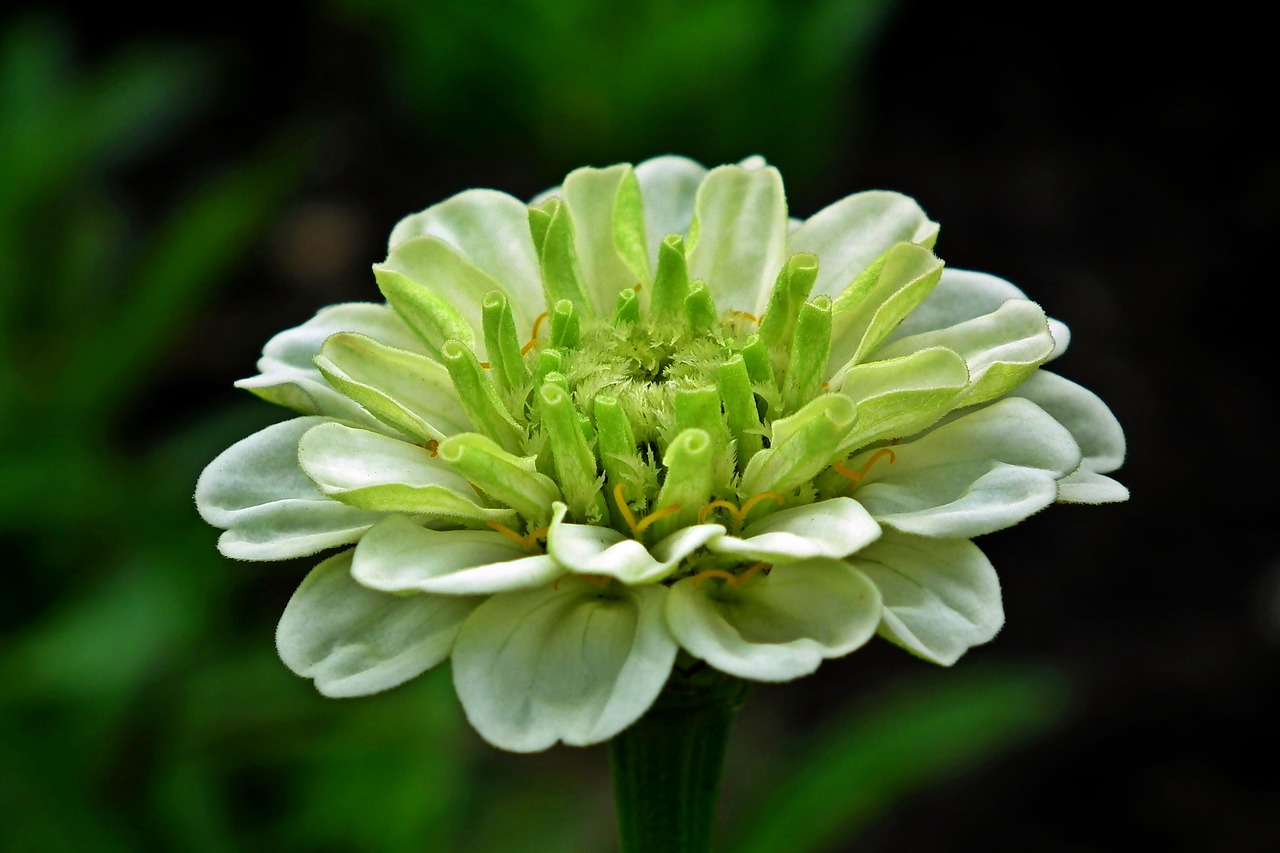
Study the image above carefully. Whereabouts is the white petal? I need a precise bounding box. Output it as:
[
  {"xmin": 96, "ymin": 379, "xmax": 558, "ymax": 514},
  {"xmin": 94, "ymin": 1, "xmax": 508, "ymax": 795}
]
[
  {"xmin": 848, "ymin": 397, "xmax": 1081, "ymax": 538},
  {"xmin": 666, "ymin": 558, "xmax": 881, "ymax": 682},
  {"xmin": 877, "ymin": 298, "xmax": 1057, "ymax": 407},
  {"xmin": 634, "ymin": 155, "xmax": 707, "ymax": 267},
  {"xmin": 452, "ymin": 580, "xmax": 677, "ymax": 752},
  {"xmin": 353, "ymin": 515, "xmax": 561, "ymax": 594},
  {"xmin": 1011, "ymin": 369, "xmax": 1127, "ymax": 485},
  {"xmin": 276, "ymin": 550, "xmax": 477, "ymax": 697},
  {"xmin": 298, "ymin": 422, "xmax": 515, "ymax": 524},
  {"xmin": 387, "ymin": 189, "xmax": 544, "ymax": 325},
  {"xmin": 887, "ymin": 268, "xmax": 1029, "ymax": 340},
  {"xmin": 849, "ymin": 530, "xmax": 1002, "ymax": 666},
  {"xmin": 887, "ymin": 267, "xmax": 1071, "ymax": 362},
  {"xmin": 547, "ymin": 503, "xmax": 724, "ymax": 584},
  {"xmin": 315, "ymin": 332, "xmax": 472, "ymax": 443},
  {"xmin": 687, "ymin": 164, "xmax": 788, "ymax": 314},
  {"xmin": 790, "ymin": 191, "xmax": 939, "ymax": 298},
  {"xmin": 234, "ymin": 303, "xmax": 422, "ymax": 429},
  {"xmin": 195, "ymin": 417, "xmax": 384, "ymax": 560},
  {"xmin": 563, "ymin": 164, "xmax": 650, "ymax": 314},
  {"xmin": 708, "ymin": 497, "xmax": 881, "ymax": 563},
  {"xmin": 378, "ymin": 236, "xmax": 518, "ymax": 357},
  {"xmin": 1055, "ymin": 470, "xmax": 1130, "ymax": 504}
]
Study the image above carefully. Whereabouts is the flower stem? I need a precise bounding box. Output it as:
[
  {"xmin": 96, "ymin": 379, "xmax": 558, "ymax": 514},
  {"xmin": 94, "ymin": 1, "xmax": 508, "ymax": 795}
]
[{"xmin": 609, "ymin": 666, "xmax": 752, "ymax": 853}]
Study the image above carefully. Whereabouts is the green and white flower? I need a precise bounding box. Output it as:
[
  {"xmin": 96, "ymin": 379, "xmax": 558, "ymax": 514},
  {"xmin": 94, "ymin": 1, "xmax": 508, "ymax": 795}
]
[{"xmin": 196, "ymin": 155, "xmax": 1127, "ymax": 752}]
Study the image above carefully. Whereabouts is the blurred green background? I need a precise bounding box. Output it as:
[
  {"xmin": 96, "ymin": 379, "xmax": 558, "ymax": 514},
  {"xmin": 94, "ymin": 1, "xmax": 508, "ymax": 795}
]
[{"xmin": 1, "ymin": 2, "xmax": 1273, "ymax": 851}]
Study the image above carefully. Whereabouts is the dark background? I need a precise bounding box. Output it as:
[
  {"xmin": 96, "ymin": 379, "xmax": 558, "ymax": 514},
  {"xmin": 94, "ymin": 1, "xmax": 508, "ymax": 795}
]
[{"xmin": 2, "ymin": 1, "xmax": 1272, "ymax": 851}]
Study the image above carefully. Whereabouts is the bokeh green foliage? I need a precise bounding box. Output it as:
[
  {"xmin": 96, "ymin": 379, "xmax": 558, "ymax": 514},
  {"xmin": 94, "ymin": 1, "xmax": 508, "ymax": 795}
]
[
  {"xmin": 328, "ymin": 0, "xmax": 901, "ymax": 186},
  {"xmin": 1, "ymin": 8, "xmax": 1071, "ymax": 852}
]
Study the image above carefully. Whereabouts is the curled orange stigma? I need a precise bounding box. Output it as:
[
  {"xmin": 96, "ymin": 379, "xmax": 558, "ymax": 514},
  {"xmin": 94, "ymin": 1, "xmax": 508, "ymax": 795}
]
[
  {"xmin": 691, "ymin": 561, "xmax": 772, "ymax": 589},
  {"xmin": 833, "ymin": 448, "xmax": 897, "ymax": 491},
  {"xmin": 520, "ymin": 311, "xmax": 551, "ymax": 356},
  {"xmin": 696, "ymin": 492, "xmax": 785, "ymax": 524},
  {"xmin": 486, "ymin": 521, "xmax": 548, "ymax": 553},
  {"xmin": 613, "ymin": 482, "xmax": 682, "ymax": 538}
]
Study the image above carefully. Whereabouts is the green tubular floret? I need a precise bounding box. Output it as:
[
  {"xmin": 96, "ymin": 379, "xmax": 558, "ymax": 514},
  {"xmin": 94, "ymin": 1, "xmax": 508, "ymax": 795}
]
[
  {"xmin": 436, "ymin": 432, "xmax": 561, "ymax": 528},
  {"xmin": 718, "ymin": 354, "xmax": 764, "ymax": 465},
  {"xmin": 530, "ymin": 197, "xmax": 591, "ymax": 315},
  {"xmin": 481, "ymin": 290, "xmax": 530, "ymax": 399},
  {"xmin": 440, "ymin": 340, "xmax": 525, "ymax": 454},
  {"xmin": 549, "ymin": 298, "xmax": 580, "ymax": 349},
  {"xmin": 614, "ymin": 287, "xmax": 641, "ymax": 326},
  {"xmin": 594, "ymin": 395, "xmax": 647, "ymax": 529},
  {"xmin": 650, "ymin": 234, "xmax": 691, "ymax": 321},
  {"xmin": 684, "ymin": 279, "xmax": 718, "ymax": 333},
  {"xmin": 781, "ymin": 296, "xmax": 832, "ymax": 415},
  {"xmin": 740, "ymin": 393, "xmax": 858, "ymax": 498},
  {"xmin": 537, "ymin": 381, "xmax": 608, "ymax": 524},
  {"xmin": 650, "ymin": 427, "xmax": 714, "ymax": 540}
]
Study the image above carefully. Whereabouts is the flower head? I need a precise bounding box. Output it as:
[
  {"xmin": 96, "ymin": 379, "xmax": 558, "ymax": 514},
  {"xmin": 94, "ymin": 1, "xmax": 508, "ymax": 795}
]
[{"xmin": 196, "ymin": 156, "xmax": 1127, "ymax": 752}]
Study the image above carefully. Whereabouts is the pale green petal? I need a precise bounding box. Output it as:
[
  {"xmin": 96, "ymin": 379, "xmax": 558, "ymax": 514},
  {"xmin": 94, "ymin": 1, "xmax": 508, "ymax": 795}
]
[
  {"xmin": 298, "ymin": 422, "xmax": 516, "ymax": 525},
  {"xmin": 234, "ymin": 303, "xmax": 422, "ymax": 428},
  {"xmin": 377, "ymin": 236, "xmax": 519, "ymax": 357},
  {"xmin": 888, "ymin": 268, "xmax": 1029, "ymax": 340},
  {"xmin": 547, "ymin": 503, "xmax": 725, "ymax": 584},
  {"xmin": 562, "ymin": 164, "xmax": 650, "ymax": 314},
  {"xmin": 687, "ymin": 164, "xmax": 788, "ymax": 314},
  {"xmin": 276, "ymin": 550, "xmax": 477, "ymax": 697},
  {"xmin": 790, "ymin": 191, "xmax": 939, "ymax": 299},
  {"xmin": 387, "ymin": 188, "xmax": 544, "ymax": 324},
  {"xmin": 835, "ymin": 346, "xmax": 970, "ymax": 452},
  {"xmin": 707, "ymin": 497, "xmax": 881, "ymax": 563},
  {"xmin": 352, "ymin": 515, "xmax": 560, "ymax": 595},
  {"xmin": 195, "ymin": 417, "xmax": 384, "ymax": 560},
  {"xmin": 1012, "ymin": 370, "xmax": 1128, "ymax": 503},
  {"xmin": 453, "ymin": 580, "xmax": 677, "ymax": 752},
  {"xmin": 876, "ymin": 299, "xmax": 1056, "ymax": 407},
  {"xmin": 847, "ymin": 397, "xmax": 1081, "ymax": 538},
  {"xmin": 666, "ymin": 558, "xmax": 881, "ymax": 682},
  {"xmin": 849, "ymin": 529, "xmax": 1002, "ymax": 666},
  {"xmin": 887, "ymin": 267, "xmax": 1071, "ymax": 361},
  {"xmin": 634, "ymin": 155, "xmax": 707, "ymax": 269},
  {"xmin": 827, "ymin": 242, "xmax": 944, "ymax": 375},
  {"xmin": 315, "ymin": 332, "xmax": 471, "ymax": 443}
]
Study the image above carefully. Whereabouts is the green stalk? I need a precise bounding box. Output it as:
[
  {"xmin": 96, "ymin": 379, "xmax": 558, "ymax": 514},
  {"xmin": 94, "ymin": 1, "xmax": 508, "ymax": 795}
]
[{"xmin": 610, "ymin": 668, "xmax": 752, "ymax": 853}]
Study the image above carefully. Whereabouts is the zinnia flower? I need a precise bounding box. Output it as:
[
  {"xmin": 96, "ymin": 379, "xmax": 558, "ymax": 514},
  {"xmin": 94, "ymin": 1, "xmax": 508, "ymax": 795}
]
[{"xmin": 195, "ymin": 155, "xmax": 1127, "ymax": 752}]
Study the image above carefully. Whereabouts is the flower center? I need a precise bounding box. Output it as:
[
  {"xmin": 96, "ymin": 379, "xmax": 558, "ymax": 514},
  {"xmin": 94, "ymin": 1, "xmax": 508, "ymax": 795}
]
[{"xmin": 559, "ymin": 317, "xmax": 744, "ymax": 443}]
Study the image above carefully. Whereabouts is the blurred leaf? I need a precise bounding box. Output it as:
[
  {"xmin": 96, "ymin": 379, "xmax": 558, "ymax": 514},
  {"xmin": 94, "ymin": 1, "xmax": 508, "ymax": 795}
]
[
  {"xmin": 728, "ymin": 666, "xmax": 1070, "ymax": 853},
  {"xmin": 326, "ymin": 0, "xmax": 902, "ymax": 184},
  {"xmin": 61, "ymin": 134, "xmax": 310, "ymax": 426},
  {"xmin": 1, "ymin": 551, "xmax": 211, "ymax": 703},
  {"xmin": 0, "ymin": 19, "xmax": 208, "ymax": 333}
]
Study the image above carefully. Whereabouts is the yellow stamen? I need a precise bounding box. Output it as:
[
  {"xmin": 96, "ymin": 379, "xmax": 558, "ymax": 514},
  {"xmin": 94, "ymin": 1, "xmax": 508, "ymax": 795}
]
[
  {"xmin": 486, "ymin": 521, "xmax": 547, "ymax": 553},
  {"xmin": 698, "ymin": 499, "xmax": 741, "ymax": 524},
  {"xmin": 728, "ymin": 310, "xmax": 758, "ymax": 324},
  {"xmin": 555, "ymin": 573, "xmax": 610, "ymax": 590},
  {"xmin": 739, "ymin": 491, "xmax": 785, "ymax": 517},
  {"xmin": 833, "ymin": 448, "xmax": 897, "ymax": 489},
  {"xmin": 633, "ymin": 282, "xmax": 643, "ymax": 292},
  {"xmin": 696, "ymin": 492, "xmax": 785, "ymax": 525},
  {"xmin": 691, "ymin": 569, "xmax": 738, "ymax": 589},
  {"xmin": 479, "ymin": 362, "xmax": 491, "ymax": 369},
  {"xmin": 737, "ymin": 561, "xmax": 772, "ymax": 584},
  {"xmin": 613, "ymin": 483, "xmax": 640, "ymax": 535},
  {"xmin": 520, "ymin": 311, "xmax": 551, "ymax": 355},
  {"xmin": 612, "ymin": 482, "xmax": 682, "ymax": 538},
  {"xmin": 487, "ymin": 520, "xmax": 531, "ymax": 549},
  {"xmin": 632, "ymin": 503, "xmax": 683, "ymax": 536},
  {"xmin": 423, "ymin": 439, "xmax": 439, "ymax": 457},
  {"xmin": 690, "ymin": 562, "xmax": 773, "ymax": 589}
]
